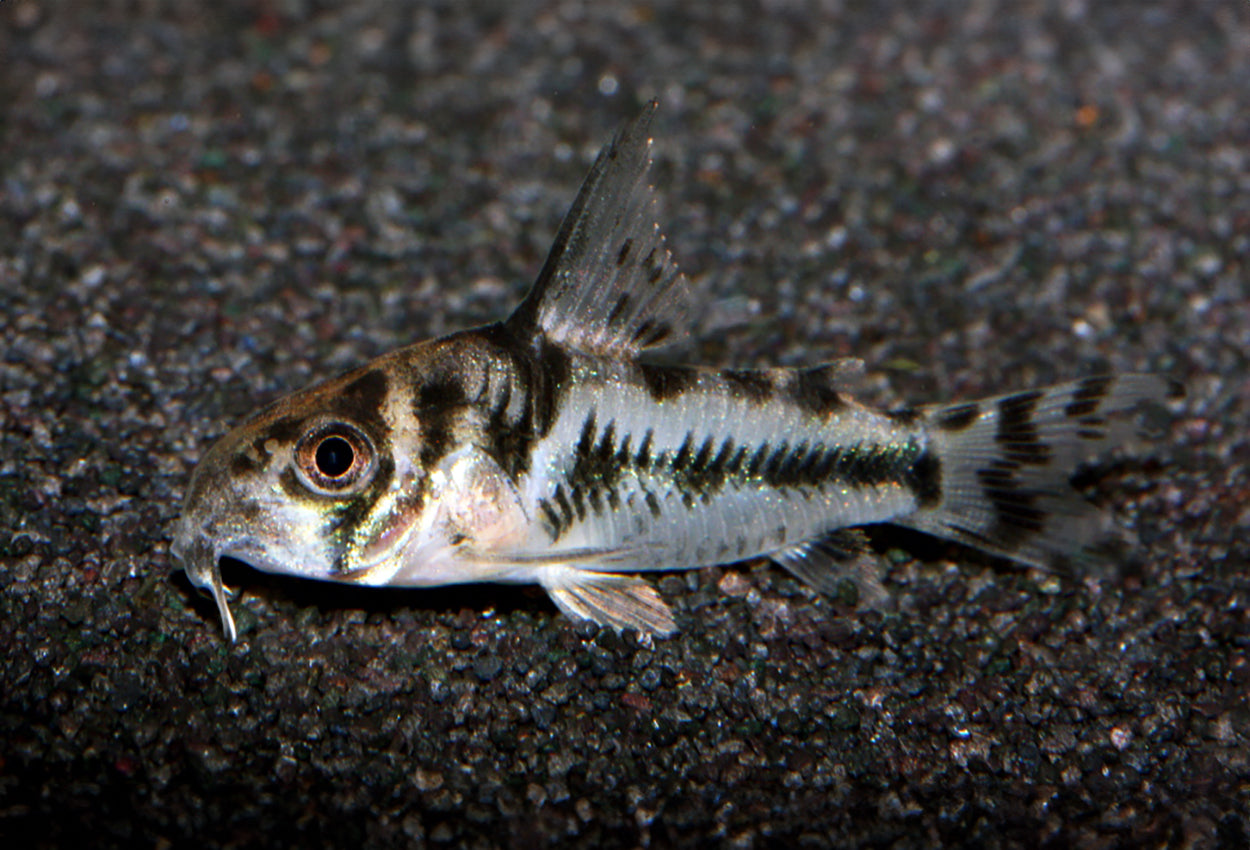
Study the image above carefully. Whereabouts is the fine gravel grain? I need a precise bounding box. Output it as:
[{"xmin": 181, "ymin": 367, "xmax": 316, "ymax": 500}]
[{"xmin": 2, "ymin": 2, "xmax": 1247, "ymax": 848}]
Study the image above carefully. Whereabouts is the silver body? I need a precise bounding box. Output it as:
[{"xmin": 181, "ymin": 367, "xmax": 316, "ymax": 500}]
[{"xmin": 173, "ymin": 104, "xmax": 1177, "ymax": 641}]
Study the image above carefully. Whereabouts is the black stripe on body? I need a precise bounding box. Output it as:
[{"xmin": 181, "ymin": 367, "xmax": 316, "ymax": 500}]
[
  {"xmin": 489, "ymin": 336, "xmax": 570, "ymax": 478},
  {"xmin": 543, "ymin": 411, "xmax": 629, "ymax": 537},
  {"xmin": 416, "ymin": 404, "xmax": 461, "ymax": 470},
  {"xmin": 412, "ymin": 366, "xmax": 471, "ymax": 470},
  {"xmin": 424, "ymin": 326, "xmax": 572, "ymax": 480},
  {"xmin": 532, "ymin": 341, "xmax": 572, "ymax": 438},
  {"xmin": 541, "ymin": 410, "xmax": 937, "ymax": 540},
  {"xmin": 635, "ymin": 429, "xmax": 654, "ymax": 470},
  {"xmin": 538, "ymin": 499, "xmax": 562, "ymax": 531},
  {"xmin": 481, "ymin": 365, "xmax": 532, "ymax": 478}
]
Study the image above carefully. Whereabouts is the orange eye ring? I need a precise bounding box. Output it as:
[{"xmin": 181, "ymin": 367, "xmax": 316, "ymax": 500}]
[{"xmin": 294, "ymin": 422, "xmax": 376, "ymax": 494}]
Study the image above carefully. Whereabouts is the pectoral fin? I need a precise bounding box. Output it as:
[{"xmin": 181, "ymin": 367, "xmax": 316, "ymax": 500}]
[{"xmin": 540, "ymin": 567, "xmax": 676, "ymax": 636}]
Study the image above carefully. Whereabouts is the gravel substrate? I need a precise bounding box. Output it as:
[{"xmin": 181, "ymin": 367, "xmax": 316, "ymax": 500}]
[{"xmin": 2, "ymin": 1, "xmax": 1247, "ymax": 847}]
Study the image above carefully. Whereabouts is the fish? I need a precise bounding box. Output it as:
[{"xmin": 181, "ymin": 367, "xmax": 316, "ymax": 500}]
[{"xmin": 172, "ymin": 101, "xmax": 1180, "ymax": 642}]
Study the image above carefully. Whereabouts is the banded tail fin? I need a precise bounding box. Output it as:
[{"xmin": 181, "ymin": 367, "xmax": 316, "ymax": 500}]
[{"xmin": 898, "ymin": 374, "xmax": 1181, "ymax": 569}]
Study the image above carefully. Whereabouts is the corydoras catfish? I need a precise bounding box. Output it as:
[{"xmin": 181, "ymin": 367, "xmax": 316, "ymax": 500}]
[{"xmin": 172, "ymin": 103, "xmax": 1179, "ymax": 641}]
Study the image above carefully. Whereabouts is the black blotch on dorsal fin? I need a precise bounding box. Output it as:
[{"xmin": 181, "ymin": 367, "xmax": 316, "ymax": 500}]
[{"xmin": 504, "ymin": 101, "xmax": 693, "ymax": 359}]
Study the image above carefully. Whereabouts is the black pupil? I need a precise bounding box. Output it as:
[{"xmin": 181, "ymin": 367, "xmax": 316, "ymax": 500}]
[{"xmin": 315, "ymin": 436, "xmax": 355, "ymax": 478}]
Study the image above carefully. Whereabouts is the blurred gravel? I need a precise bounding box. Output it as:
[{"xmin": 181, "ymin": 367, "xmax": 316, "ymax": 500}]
[{"xmin": 2, "ymin": 1, "xmax": 1247, "ymax": 847}]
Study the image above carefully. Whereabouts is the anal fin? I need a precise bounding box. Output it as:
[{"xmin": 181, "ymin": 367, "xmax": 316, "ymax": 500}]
[
  {"xmin": 771, "ymin": 530, "xmax": 893, "ymax": 610},
  {"xmin": 540, "ymin": 567, "xmax": 676, "ymax": 636}
]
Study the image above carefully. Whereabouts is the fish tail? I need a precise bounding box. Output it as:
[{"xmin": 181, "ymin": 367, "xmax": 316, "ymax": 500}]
[{"xmin": 897, "ymin": 374, "xmax": 1182, "ymax": 569}]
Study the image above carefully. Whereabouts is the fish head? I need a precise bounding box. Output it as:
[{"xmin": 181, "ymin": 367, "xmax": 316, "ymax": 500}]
[{"xmin": 172, "ymin": 360, "xmax": 442, "ymax": 641}]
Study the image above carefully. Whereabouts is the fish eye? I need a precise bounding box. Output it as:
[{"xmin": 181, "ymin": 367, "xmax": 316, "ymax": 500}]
[
  {"xmin": 294, "ymin": 422, "xmax": 375, "ymax": 494},
  {"xmin": 315, "ymin": 436, "xmax": 355, "ymax": 478}
]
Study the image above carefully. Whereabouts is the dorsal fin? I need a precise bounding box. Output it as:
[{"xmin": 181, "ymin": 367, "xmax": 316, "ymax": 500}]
[{"xmin": 505, "ymin": 101, "xmax": 692, "ymax": 358}]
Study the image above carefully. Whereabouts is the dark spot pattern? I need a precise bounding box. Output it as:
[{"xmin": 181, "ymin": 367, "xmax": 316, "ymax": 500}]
[
  {"xmin": 574, "ymin": 412, "xmax": 598, "ymax": 460},
  {"xmin": 643, "ymin": 247, "xmax": 663, "ymax": 283},
  {"xmin": 973, "ymin": 460, "xmax": 1047, "ymax": 549},
  {"xmin": 906, "ymin": 450, "xmax": 943, "ymax": 508},
  {"xmin": 995, "ymin": 390, "xmax": 1051, "ymax": 466},
  {"xmin": 1063, "ymin": 376, "xmax": 1112, "ymax": 419},
  {"xmin": 607, "ymin": 293, "xmax": 630, "ymax": 325},
  {"xmin": 233, "ymin": 414, "xmax": 307, "ymax": 478},
  {"xmin": 412, "ymin": 377, "xmax": 467, "ymax": 468},
  {"xmin": 553, "ymin": 484, "xmax": 574, "ymax": 523},
  {"xmin": 935, "ymin": 403, "xmax": 981, "ymax": 432},
  {"xmin": 539, "ymin": 408, "xmax": 933, "ymax": 539},
  {"xmin": 414, "ymin": 373, "xmax": 468, "ymax": 412},
  {"xmin": 538, "ymin": 500, "xmax": 562, "ymax": 531},
  {"xmin": 263, "ymin": 415, "xmax": 306, "ymax": 446},
  {"xmin": 616, "ymin": 238, "xmax": 634, "ymax": 267},
  {"xmin": 541, "ymin": 412, "xmax": 629, "ymax": 537},
  {"xmin": 752, "ymin": 439, "xmax": 927, "ymax": 492},
  {"xmin": 332, "ymin": 369, "xmax": 391, "ymax": 439},
  {"xmin": 630, "ymin": 319, "xmax": 672, "ymax": 348},
  {"xmin": 635, "ymin": 429, "xmax": 654, "ymax": 470},
  {"xmin": 1061, "ymin": 376, "xmax": 1114, "ymax": 442},
  {"xmin": 229, "ymin": 451, "xmax": 261, "ymax": 476},
  {"xmin": 532, "ymin": 341, "xmax": 571, "ymax": 437},
  {"xmin": 325, "ymin": 453, "xmax": 397, "ymax": 553},
  {"xmin": 638, "ymin": 363, "xmax": 699, "ymax": 403},
  {"xmin": 670, "ymin": 433, "xmax": 694, "ymax": 474},
  {"xmin": 886, "ymin": 406, "xmax": 924, "ymax": 427},
  {"xmin": 721, "ymin": 370, "xmax": 775, "ymax": 406},
  {"xmin": 452, "ymin": 326, "xmax": 571, "ymax": 480},
  {"xmin": 789, "ymin": 366, "xmax": 846, "ymax": 417},
  {"xmin": 277, "ymin": 467, "xmax": 304, "ymax": 499}
]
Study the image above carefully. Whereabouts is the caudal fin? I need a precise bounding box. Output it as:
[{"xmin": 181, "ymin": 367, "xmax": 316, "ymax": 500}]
[{"xmin": 897, "ymin": 374, "xmax": 1181, "ymax": 570}]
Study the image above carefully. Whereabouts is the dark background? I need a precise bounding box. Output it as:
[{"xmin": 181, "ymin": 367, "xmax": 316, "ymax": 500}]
[{"xmin": 2, "ymin": 1, "xmax": 1246, "ymax": 847}]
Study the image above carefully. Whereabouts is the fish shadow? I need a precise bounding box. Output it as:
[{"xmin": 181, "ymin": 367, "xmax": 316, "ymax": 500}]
[{"xmin": 176, "ymin": 556, "xmax": 556, "ymax": 637}]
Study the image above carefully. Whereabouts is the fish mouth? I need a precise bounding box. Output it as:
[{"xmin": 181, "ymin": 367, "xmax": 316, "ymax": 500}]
[{"xmin": 173, "ymin": 533, "xmax": 239, "ymax": 643}]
